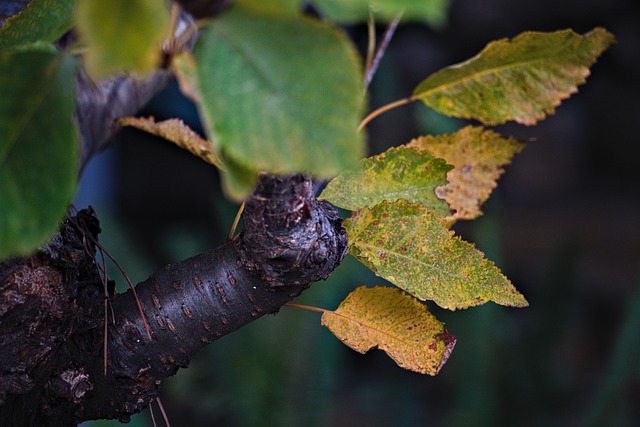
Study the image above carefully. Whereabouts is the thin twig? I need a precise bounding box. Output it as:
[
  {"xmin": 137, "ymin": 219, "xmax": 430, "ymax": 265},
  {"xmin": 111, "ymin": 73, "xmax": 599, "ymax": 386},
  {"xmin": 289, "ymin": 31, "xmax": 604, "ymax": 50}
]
[
  {"xmin": 67, "ymin": 210, "xmax": 115, "ymax": 375},
  {"xmin": 149, "ymin": 403, "xmax": 158, "ymax": 427},
  {"xmin": 363, "ymin": 10, "xmax": 376, "ymax": 92},
  {"xmin": 363, "ymin": 12, "xmax": 403, "ymax": 93},
  {"xmin": 92, "ymin": 237, "xmax": 153, "ymax": 340},
  {"xmin": 156, "ymin": 397, "xmax": 172, "ymax": 427},
  {"xmin": 97, "ymin": 248, "xmax": 110, "ymax": 376}
]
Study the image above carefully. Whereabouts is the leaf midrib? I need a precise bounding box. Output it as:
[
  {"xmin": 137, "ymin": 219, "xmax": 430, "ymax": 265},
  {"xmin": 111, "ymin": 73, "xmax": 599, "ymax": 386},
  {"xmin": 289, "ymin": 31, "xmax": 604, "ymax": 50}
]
[
  {"xmin": 414, "ymin": 51, "xmax": 570, "ymax": 100},
  {"xmin": 327, "ymin": 309, "xmax": 437, "ymax": 352},
  {"xmin": 355, "ymin": 241, "xmax": 517, "ymax": 302}
]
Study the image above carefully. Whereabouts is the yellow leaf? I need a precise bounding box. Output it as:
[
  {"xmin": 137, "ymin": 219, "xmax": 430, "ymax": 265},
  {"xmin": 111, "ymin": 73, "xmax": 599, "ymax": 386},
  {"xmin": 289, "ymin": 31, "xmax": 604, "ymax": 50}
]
[
  {"xmin": 120, "ymin": 116, "xmax": 223, "ymax": 168},
  {"xmin": 408, "ymin": 126, "xmax": 524, "ymax": 220},
  {"xmin": 321, "ymin": 286, "xmax": 456, "ymax": 375}
]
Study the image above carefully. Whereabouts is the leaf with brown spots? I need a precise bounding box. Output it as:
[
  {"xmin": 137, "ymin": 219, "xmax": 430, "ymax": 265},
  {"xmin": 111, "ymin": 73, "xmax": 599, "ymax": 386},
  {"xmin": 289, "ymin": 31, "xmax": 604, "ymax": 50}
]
[
  {"xmin": 321, "ymin": 285, "xmax": 456, "ymax": 375},
  {"xmin": 408, "ymin": 126, "xmax": 524, "ymax": 220},
  {"xmin": 344, "ymin": 200, "xmax": 528, "ymax": 310},
  {"xmin": 412, "ymin": 28, "xmax": 615, "ymax": 125},
  {"xmin": 320, "ymin": 146, "xmax": 452, "ymax": 216}
]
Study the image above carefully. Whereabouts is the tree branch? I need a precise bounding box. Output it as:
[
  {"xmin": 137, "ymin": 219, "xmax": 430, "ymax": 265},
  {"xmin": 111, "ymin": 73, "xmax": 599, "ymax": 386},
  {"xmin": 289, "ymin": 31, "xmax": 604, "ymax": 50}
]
[{"xmin": 0, "ymin": 174, "xmax": 347, "ymax": 426}]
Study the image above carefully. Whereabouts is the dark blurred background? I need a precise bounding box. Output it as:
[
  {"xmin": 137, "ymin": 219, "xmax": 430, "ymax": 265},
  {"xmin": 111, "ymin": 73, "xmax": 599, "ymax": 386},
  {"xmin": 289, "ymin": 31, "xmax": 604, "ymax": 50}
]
[{"xmin": 80, "ymin": 0, "xmax": 640, "ymax": 426}]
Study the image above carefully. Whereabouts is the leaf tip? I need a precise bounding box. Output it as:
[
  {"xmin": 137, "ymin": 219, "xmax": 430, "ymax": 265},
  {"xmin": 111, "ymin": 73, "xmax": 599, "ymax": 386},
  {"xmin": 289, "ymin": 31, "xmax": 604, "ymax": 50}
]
[{"xmin": 434, "ymin": 330, "xmax": 457, "ymax": 375}]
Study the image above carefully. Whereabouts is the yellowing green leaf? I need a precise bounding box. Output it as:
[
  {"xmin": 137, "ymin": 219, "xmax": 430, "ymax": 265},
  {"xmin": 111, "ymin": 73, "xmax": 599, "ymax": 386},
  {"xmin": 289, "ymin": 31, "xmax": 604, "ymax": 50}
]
[
  {"xmin": 119, "ymin": 116, "xmax": 223, "ymax": 169},
  {"xmin": 321, "ymin": 285, "xmax": 456, "ymax": 375},
  {"xmin": 0, "ymin": 51, "xmax": 77, "ymax": 259},
  {"xmin": 412, "ymin": 28, "xmax": 615, "ymax": 125},
  {"xmin": 314, "ymin": 0, "xmax": 451, "ymax": 27},
  {"xmin": 193, "ymin": 9, "xmax": 364, "ymax": 200},
  {"xmin": 320, "ymin": 146, "xmax": 452, "ymax": 216},
  {"xmin": 408, "ymin": 126, "xmax": 524, "ymax": 220},
  {"xmin": 344, "ymin": 201, "xmax": 528, "ymax": 310},
  {"xmin": 0, "ymin": 0, "xmax": 74, "ymax": 51},
  {"xmin": 75, "ymin": 0, "xmax": 169, "ymax": 79}
]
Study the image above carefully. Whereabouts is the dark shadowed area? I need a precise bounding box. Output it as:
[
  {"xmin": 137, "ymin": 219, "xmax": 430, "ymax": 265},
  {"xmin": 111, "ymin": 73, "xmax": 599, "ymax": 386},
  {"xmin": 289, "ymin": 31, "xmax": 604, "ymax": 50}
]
[{"xmin": 77, "ymin": 0, "xmax": 640, "ymax": 425}]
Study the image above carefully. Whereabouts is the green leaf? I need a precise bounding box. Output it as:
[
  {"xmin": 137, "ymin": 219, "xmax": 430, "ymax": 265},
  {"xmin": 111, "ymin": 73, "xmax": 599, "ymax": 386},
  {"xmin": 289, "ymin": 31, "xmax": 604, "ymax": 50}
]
[
  {"xmin": 119, "ymin": 116, "xmax": 223, "ymax": 169},
  {"xmin": 314, "ymin": 0, "xmax": 450, "ymax": 27},
  {"xmin": 0, "ymin": 0, "xmax": 74, "ymax": 51},
  {"xmin": 344, "ymin": 200, "xmax": 528, "ymax": 310},
  {"xmin": 74, "ymin": 0, "xmax": 169, "ymax": 79},
  {"xmin": 407, "ymin": 126, "xmax": 524, "ymax": 220},
  {"xmin": 193, "ymin": 8, "xmax": 364, "ymax": 200},
  {"xmin": 320, "ymin": 146, "xmax": 452, "ymax": 216},
  {"xmin": 412, "ymin": 28, "xmax": 615, "ymax": 125},
  {"xmin": 0, "ymin": 51, "xmax": 77, "ymax": 259},
  {"xmin": 321, "ymin": 285, "xmax": 456, "ymax": 375}
]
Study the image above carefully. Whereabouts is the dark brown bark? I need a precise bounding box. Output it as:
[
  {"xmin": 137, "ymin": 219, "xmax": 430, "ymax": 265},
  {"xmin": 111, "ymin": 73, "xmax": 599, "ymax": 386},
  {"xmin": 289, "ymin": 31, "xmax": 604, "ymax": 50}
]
[{"xmin": 0, "ymin": 175, "xmax": 348, "ymax": 426}]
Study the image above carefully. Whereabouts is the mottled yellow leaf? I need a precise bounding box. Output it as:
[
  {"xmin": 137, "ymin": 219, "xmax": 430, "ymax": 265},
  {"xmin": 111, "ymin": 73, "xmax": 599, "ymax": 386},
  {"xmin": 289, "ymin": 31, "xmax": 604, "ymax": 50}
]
[
  {"xmin": 320, "ymin": 146, "xmax": 452, "ymax": 216},
  {"xmin": 120, "ymin": 116, "xmax": 222, "ymax": 168},
  {"xmin": 412, "ymin": 28, "xmax": 615, "ymax": 125},
  {"xmin": 408, "ymin": 126, "xmax": 524, "ymax": 220},
  {"xmin": 321, "ymin": 285, "xmax": 456, "ymax": 375},
  {"xmin": 345, "ymin": 201, "xmax": 528, "ymax": 310}
]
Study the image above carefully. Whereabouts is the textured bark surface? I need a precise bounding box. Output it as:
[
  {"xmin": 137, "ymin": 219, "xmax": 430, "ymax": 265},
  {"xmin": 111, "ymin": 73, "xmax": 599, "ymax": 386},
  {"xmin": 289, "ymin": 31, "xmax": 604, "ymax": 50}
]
[{"xmin": 0, "ymin": 175, "xmax": 347, "ymax": 426}]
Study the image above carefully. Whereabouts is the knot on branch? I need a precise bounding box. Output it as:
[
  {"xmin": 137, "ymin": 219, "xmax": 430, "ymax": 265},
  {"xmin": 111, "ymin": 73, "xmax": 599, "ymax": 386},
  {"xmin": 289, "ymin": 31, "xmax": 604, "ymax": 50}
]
[{"xmin": 239, "ymin": 174, "xmax": 348, "ymax": 287}]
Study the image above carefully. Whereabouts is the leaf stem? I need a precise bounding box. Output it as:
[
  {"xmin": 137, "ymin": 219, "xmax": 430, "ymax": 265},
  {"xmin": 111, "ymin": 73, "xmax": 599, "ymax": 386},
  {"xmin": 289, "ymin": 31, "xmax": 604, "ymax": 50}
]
[
  {"xmin": 363, "ymin": 11, "xmax": 376, "ymax": 92},
  {"xmin": 228, "ymin": 202, "xmax": 245, "ymax": 240},
  {"xmin": 285, "ymin": 303, "xmax": 330, "ymax": 314},
  {"xmin": 358, "ymin": 96, "xmax": 415, "ymax": 130}
]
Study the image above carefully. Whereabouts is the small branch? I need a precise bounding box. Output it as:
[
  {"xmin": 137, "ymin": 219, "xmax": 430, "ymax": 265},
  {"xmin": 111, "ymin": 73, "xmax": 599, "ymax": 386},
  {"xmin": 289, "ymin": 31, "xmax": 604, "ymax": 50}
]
[
  {"xmin": 363, "ymin": 12, "xmax": 402, "ymax": 93},
  {"xmin": 156, "ymin": 397, "xmax": 171, "ymax": 427},
  {"xmin": 363, "ymin": 11, "xmax": 376, "ymax": 91},
  {"xmin": 359, "ymin": 96, "xmax": 415, "ymax": 130}
]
